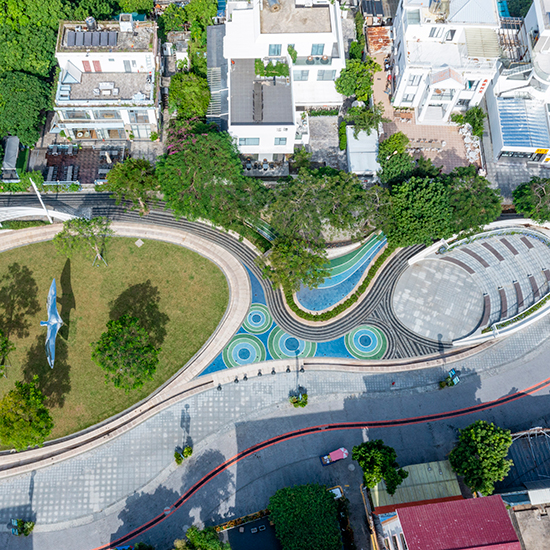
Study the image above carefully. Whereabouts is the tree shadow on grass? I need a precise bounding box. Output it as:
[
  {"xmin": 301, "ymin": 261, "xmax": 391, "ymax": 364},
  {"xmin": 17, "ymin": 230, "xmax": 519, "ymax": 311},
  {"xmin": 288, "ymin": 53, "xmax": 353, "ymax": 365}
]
[
  {"xmin": 109, "ymin": 280, "xmax": 169, "ymax": 347},
  {"xmin": 22, "ymin": 333, "xmax": 71, "ymax": 408},
  {"xmin": 58, "ymin": 258, "xmax": 75, "ymax": 341},
  {"xmin": 0, "ymin": 263, "xmax": 40, "ymax": 340}
]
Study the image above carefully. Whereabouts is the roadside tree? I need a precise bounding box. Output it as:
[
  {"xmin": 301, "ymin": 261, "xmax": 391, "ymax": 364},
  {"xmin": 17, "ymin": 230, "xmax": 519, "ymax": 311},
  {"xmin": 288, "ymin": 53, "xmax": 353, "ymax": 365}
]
[
  {"xmin": 449, "ymin": 420, "xmax": 513, "ymax": 495},
  {"xmin": 54, "ymin": 217, "xmax": 114, "ymax": 265},
  {"xmin": 446, "ymin": 166, "xmax": 502, "ymax": 233},
  {"xmin": 104, "ymin": 158, "xmax": 159, "ymax": 215},
  {"xmin": 352, "ymin": 440, "xmax": 408, "ymax": 496},
  {"xmin": 92, "ymin": 315, "xmax": 159, "ymax": 391},
  {"xmin": 269, "ymin": 484, "xmax": 341, "ymax": 550},
  {"xmin": 0, "ymin": 376, "xmax": 53, "ymax": 450},
  {"xmin": 513, "ymin": 177, "xmax": 550, "ymax": 223}
]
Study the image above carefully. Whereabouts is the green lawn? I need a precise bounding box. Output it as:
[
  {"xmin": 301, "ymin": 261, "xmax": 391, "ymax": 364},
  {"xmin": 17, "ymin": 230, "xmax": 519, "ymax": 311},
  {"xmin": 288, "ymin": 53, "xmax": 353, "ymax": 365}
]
[{"xmin": 0, "ymin": 237, "xmax": 228, "ymax": 441}]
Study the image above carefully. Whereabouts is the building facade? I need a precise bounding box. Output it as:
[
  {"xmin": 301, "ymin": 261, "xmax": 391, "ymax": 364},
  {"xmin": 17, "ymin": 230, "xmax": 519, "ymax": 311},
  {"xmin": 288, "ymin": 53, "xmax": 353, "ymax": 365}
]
[
  {"xmin": 52, "ymin": 15, "xmax": 161, "ymax": 142},
  {"xmin": 212, "ymin": 0, "xmax": 347, "ymax": 160},
  {"xmin": 390, "ymin": 0, "xmax": 503, "ymax": 124}
]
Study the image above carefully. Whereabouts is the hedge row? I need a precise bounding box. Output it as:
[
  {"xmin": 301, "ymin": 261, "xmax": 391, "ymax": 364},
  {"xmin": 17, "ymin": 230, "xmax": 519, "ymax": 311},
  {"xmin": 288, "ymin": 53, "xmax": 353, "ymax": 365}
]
[{"xmin": 283, "ymin": 243, "xmax": 394, "ymax": 322}]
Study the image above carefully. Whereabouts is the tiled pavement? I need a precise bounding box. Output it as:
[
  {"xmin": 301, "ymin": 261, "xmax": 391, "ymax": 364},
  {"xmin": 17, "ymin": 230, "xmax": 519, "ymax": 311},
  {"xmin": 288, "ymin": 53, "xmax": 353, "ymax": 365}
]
[{"xmin": 1, "ymin": 314, "xmax": 550, "ymax": 531}]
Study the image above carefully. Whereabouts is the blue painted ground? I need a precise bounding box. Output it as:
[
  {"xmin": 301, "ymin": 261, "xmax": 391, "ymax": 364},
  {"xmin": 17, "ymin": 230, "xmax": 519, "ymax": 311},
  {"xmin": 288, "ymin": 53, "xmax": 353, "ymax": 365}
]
[
  {"xmin": 199, "ymin": 267, "xmax": 387, "ymax": 375},
  {"xmin": 295, "ymin": 235, "xmax": 387, "ymax": 311}
]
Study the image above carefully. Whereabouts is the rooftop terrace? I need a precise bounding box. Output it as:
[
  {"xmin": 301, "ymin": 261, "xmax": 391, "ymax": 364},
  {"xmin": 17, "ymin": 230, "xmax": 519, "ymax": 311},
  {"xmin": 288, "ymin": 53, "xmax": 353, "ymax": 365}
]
[
  {"xmin": 57, "ymin": 20, "xmax": 156, "ymax": 53},
  {"xmin": 57, "ymin": 72, "xmax": 154, "ymax": 103},
  {"xmin": 260, "ymin": 0, "xmax": 331, "ymax": 34}
]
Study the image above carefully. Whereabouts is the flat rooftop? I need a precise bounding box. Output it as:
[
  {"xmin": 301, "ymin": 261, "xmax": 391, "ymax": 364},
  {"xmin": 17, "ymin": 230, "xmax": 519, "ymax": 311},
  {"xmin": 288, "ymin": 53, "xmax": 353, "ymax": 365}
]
[
  {"xmin": 260, "ymin": 0, "xmax": 331, "ymax": 34},
  {"xmin": 59, "ymin": 72, "xmax": 153, "ymax": 102},
  {"xmin": 230, "ymin": 59, "xmax": 293, "ymax": 125},
  {"xmin": 57, "ymin": 20, "xmax": 156, "ymax": 53}
]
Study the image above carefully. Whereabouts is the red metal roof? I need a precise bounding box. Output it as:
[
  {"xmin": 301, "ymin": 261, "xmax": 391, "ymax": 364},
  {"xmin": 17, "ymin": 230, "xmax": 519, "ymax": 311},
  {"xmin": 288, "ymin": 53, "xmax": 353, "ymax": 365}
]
[{"xmin": 397, "ymin": 495, "xmax": 521, "ymax": 550}]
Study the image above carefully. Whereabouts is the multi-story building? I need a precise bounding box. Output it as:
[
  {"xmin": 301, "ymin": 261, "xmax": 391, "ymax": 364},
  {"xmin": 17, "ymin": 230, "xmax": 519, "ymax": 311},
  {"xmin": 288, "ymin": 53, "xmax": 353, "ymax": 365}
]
[
  {"xmin": 390, "ymin": 0, "xmax": 503, "ymax": 124},
  {"xmin": 208, "ymin": 0, "xmax": 347, "ymax": 161},
  {"xmin": 486, "ymin": 0, "xmax": 550, "ymax": 162},
  {"xmin": 52, "ymin": 15, "xmax": 161, "ymax": 142}
]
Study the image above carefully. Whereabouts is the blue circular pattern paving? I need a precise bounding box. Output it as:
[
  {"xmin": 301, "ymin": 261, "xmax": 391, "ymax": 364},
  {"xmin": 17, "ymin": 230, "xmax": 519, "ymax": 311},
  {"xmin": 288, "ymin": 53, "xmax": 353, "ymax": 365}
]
[
  {"xmin": 223, "ymin": 334, "xmax": 267, "ymax": 368},
  {"xmin": 345, "ymin": 325, "xmax": 387, "ymax": 359},
  {"xmin": 242, "ymin": 303, "xmax": 273, "ymax": 334},
  {"xmin": 268, "ymin": 327, "xmax": 317, "ymax": 359}
]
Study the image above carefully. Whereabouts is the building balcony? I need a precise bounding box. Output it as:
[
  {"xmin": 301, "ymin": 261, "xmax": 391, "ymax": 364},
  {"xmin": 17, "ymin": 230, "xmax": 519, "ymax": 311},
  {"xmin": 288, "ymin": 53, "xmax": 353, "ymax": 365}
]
[{"xmin": 294, "ymin": 56, "xmax": 332, "ymax": 66}]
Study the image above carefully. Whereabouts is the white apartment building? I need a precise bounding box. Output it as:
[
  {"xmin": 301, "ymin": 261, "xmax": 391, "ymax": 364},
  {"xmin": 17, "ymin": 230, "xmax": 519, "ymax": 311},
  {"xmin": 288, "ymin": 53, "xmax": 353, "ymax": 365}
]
[
  {"xmin": 208, "ymin": 0, "xmax": 347, "ymax": 161},
  {"xmin": 486, "ymin": 0, "xmax": 550, "ymax": 162},
  {"xmin": 52, "ymin": 15, "xmax": 161, "ymax": 142},
  {"xmin": 391, "ymin": 0, "xmax": 503, "ymax": 124}
]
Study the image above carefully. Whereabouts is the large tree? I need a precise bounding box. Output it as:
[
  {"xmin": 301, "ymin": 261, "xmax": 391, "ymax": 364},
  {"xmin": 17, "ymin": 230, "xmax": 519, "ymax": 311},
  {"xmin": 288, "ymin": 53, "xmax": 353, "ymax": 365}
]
[
  {"xmin": 168, "ymin": 72, "xmax": 211, "ymax": 119},
  {"xmin": 268, "ymin": 484, "xmax": 341, "ymax": 550},
  {"xmin": 92, "ymin": 315, "xmax": 159, "ymax": 391},
  {"xmin": 157, "ymin": 128, "xmax": 261, "ymax": 227},
  {"xmin": 346, "ymin": 102, "xmax": 390, "ymax": 138},
  {"xmin": 0, "ymin": 376, "xmax": 53, "ymax": 451},
  {"xmin": 70, "ymin": 0, "xmax": 120, "ymax": 20},
  {"xmin": 381, "ymin": 176, "xmax": 452, "ymax": 247},
  {"xmin": 449, "ymin": 420, "xmax": 513, "ymax": 496},
  {"xmin": 104, "ymin": 158, "xmax": 159, "ymax": 215},
  {"xmin": 352, "ymin": 440, "xmax": 408, "ymax": 496},
  {"xmin": 513, "ymin": 177, "xmax": 550, "ymax": 223},
  {"xmin": 446, "ymin": 166, "xmax": 502, "ymax": 233},
  {"xmin": 335, "ymin": 58, "xmax": 380, "ymax": 101},
  {"xmin": 0, "ymin": 72, "xmax": 51, "ymax": 146},
  {"xmin": 54, "ymin": 217, "xmax": 114, "ymax": 265}
]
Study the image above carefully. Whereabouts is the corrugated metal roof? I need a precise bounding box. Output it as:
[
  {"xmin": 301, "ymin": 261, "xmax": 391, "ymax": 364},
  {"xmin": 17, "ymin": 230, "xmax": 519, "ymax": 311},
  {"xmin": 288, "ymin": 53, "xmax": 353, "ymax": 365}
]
[
  {"xmin": 371, "ymin": 460, "xmax": 461, "ymax": 509},
  {"xmin": 495, "ymin": 432, "xmax": 550, "ymax": 493},
  {"xmin": 449, "ymin": 0, "xmax": 498, "ymax": 24},
  {"xmin": 465, "ymin": 28, "xmax": 501, "ymax": 58},
  {"xmin": 497, "ymin": 98, "xmax": 550, "ymax": 149},
  {"xmin": 398, "ymin": 495, "xmax": 521, "ymax": 550}
]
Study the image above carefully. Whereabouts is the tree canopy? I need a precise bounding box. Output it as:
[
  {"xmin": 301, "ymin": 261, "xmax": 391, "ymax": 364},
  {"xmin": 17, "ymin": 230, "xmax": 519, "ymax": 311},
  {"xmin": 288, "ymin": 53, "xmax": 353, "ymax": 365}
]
[
  {"xmin": 352, "ymin": 440, "xmax": 408, "ymax": 496},
  {"xmin": 449, "ymin": 420, "xmax": 513, "ymax": 495},
  {"xmin": 513, "ymin": 177, "xmax": 550, "ymax": 223},
  {"xmin": 54, "ymin": 217, "xmax": 114, "ymax": 265},
  {"xmin": 446, "ymin": 166, "xmax": 501, "ymax": 232},
  {"xmin": 172, "ymin": 526, "xmax": 230, "ymax": 549},
  {"xmin": 92, "ymin": 315, "xmax": 159, "ymax": 391},
  {"xmin": 169, "ymin": 72, "xmax": 211, "ymax": 119},
  {"xmin": 346, "ymin": 102, "xmax": 390, "ymax": 138},
  {"xmin": 119, "ymin": 0, "xmax": 153, "ymax": 12},
  {"xmin": 381, "ymin": 176, "xmax": 452, "ymax": 247},
  {"xmin": 105, "ymin": 158, "xmax": 159, "ymax": 215},
  {"xmin": 335, "ymin": 58, "xmax": 380, "ymax": 101},
  {"xmin": 158, "ymin": 124, "xmax": 262, "ymax": 227},
  {"xmin": 268, "ymin": 484, "xmax": 342, "ymax": 550},
  {"xmin": 0, "ymin": 376, "xmax": 53, "ymax": 450},
  {"xmin": 0, "ymin": 72, "xmax": 51, "ymax": 146}
]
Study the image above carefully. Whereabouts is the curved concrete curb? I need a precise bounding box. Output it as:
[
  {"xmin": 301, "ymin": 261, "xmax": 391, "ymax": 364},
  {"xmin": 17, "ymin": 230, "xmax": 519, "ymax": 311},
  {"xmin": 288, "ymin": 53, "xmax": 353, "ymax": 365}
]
[{"xmin": 0, "ymin": 222, "xmax": 251, "ymax": 477}]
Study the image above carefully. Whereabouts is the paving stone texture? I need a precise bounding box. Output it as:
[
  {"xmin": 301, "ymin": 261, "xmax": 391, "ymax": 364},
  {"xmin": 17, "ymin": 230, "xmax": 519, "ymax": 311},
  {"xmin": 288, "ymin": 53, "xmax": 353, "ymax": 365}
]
[{"xmin": 1, "ymin": 314, "xmax": 550, "ymax": 531}]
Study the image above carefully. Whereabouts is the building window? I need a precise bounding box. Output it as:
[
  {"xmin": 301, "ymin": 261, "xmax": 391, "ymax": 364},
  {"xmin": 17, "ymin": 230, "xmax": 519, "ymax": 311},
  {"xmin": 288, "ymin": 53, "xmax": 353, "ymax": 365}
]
[
  {"xmin": 269, "ymin": 44, "xmax": 282, "ymax": 56},
  {"xmin": 293, "ymin": 70, "xmax": 309, "ymax": 81},
  {"xmin": 129, "ymin": 111, "xmax": 149, "ymax": 124},
  {"xmin": 383, "ymin": 539, "xmax": 390, "ymax": 550},
  {"xmin": 457, "ymin": 98, "xmax": 470, "ymax": 108},
  {"xmin": 63, "ymin": 110, "xmax": 90, "ymax": 120},
  {"xmin": 402, "ymin": 93, "xmax": 415, "ymax": 103},
  {"xmin": 109, "ymin": 58, "xmax": 115, "ymax": 62},
  {"xmin": 467, "ymin": 80, "xmax": 478, "ymax": 90},
  {"xmin": 131, "ymin": 125, "xmax": 151, "ymax": 139},
  {"xmin": 274, "ymin": 137, "xmax": 287, "ymax": 145},
  {"xmin": 131, "ymin": 60, "xmax": 137, "ymax": 68},
  {"xmin": 392, "ymin": 535, "xmax": 400, "ymax": 550},
  {"xmin": 239, "ymin": 138, "xmax": 260, "ymax": 146},
  {"xmin": 408, "ymin": 74, "xmax": 421, "ymax": 86},
  {"xmin": 317, "ymin": 70, "xmax": 336, "ymax": 81},
  {"xmin": 124, "ymin": 60, "xmax": 131, "ymax": 72},
  {"xmin": 400, "ymin": 534, "xmax": 408, "ymax": 550},
  {"xmin": 311, "ymin": 44, "xmax": 324, "ymax": 56},
  {"xmin": 446, "ymin": 29, "xmax": 456, "ymax": 41},
  {"xmin": 407, "ymin": 9, "xmax": 420, "ymax": 24},
  {"xmin": 429, "ymin": 27, "xmax": 443, "ymax": 38},
  {"xmin": 93, "ymin": 110, "xmax": 121, "ymax": 120}
]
